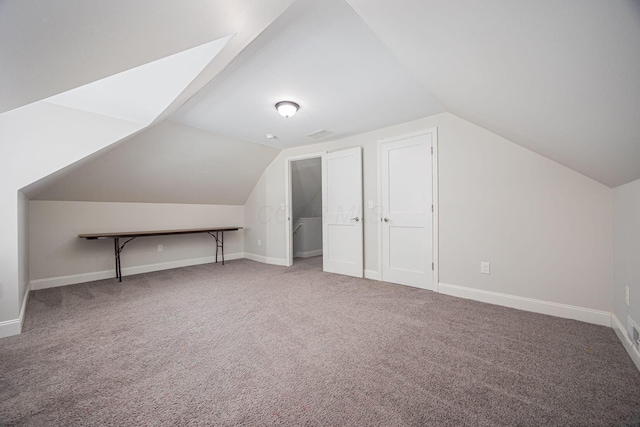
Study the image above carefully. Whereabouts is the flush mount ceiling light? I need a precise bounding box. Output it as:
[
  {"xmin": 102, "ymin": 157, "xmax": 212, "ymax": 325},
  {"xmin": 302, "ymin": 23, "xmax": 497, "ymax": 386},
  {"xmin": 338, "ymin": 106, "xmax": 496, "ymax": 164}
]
[{"xmin": 275, "ymin": 101, "xmax": 299, "ymax": 118}]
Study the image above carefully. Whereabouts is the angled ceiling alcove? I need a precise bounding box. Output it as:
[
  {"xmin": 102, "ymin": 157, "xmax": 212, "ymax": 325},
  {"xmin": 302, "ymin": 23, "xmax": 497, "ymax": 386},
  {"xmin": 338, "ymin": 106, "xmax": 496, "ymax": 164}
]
[
  {"xmin": 44, "ymin": 37, "xmax": 232, "ymax": 125},
  {"xmin": 0, "ymin": 0, "xmax": 296, "ymax": 115},
  {"xmin": 27, "ymin": 121, "xmax": 280, "ymax": 205},
  {"xmin": 6, "ymin": 35, "xmax": 233, "ymax": 194}
]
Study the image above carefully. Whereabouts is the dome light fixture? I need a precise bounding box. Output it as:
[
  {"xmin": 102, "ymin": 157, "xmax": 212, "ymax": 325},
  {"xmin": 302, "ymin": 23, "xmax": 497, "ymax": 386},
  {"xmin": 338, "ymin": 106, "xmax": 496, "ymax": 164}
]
[{"xmin": 275, "ymin": 101, "xmax": 299, "ymax": 118}]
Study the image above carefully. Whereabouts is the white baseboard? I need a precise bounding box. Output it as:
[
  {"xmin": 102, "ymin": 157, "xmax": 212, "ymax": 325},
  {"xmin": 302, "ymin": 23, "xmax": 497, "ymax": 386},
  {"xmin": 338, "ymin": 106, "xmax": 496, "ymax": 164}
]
[
  {"xmin": 612, "ymin": 314, "xmax": 640, "ymax": 371},
  {"xmin": 267, "ymin": 257, "xmax": 288, "ymax": 266},
  {"xmin": 364, "ymin": 269, "xmax": 381, "ymax": 280},
  {"xmin": 243, "ymin": 252, "xmax": 267, "ymax": 263},
  {"xmin": 438, "ymin": 282, "xmax": 611, "ymax": 327},
  {"xmin": 244, "ymin": 253, "xmax": 288, "ymax": 266},
  {"xmin": 30, "ymin": 253, "xmax": 244, "ymax": 290},
  {"xmin": 0, "ymin": 316, "xmax": 22, "ymax": 339},
  {"xmin": 294, "ymin": 249, "xmax": 323, "ymax": 259},
  {"xmin": 0, "ymin": 282, "xmax": 31, "ymax": 339}
]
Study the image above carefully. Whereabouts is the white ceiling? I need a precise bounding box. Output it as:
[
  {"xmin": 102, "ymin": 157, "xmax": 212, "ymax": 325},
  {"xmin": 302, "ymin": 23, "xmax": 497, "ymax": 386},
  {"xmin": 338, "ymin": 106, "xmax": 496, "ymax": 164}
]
[
  {"xmin": 0, "ymin": 0, "xmax": 294, "ymax": 115},
  {"xmin": 28, "ymin": 120, "xmax": 279, "ymax": 204},
  {"xmin": 171, "ymin": 0, "xmax": 444, "ymax": 149},
  {"xmin": 45, "ymin": 36, "xmax": 231, "ymax": 125},
  {"xmin": 6, "ymin": 0, "xmax": 640, "ymax": 204},
  {"xmin": 345, "ymin": 0, "xmax": 640, "ymax": 187}
]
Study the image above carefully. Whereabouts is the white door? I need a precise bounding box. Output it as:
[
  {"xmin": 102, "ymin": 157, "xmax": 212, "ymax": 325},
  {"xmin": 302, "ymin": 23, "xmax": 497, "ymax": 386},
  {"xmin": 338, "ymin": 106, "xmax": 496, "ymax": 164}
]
[
  {"xmin": 322, "ymin": 147, "xmax": 363, "ymax": 277},
  {"xmin": 380, "ymin": 132, "xmax": 433, "ymax": 289}
]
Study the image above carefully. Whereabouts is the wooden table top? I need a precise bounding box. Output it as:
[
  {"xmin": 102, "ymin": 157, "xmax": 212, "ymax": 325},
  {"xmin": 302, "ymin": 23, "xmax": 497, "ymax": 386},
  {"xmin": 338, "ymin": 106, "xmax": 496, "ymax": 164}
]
[{"xmin": 78, "ymin": 227, "xmax": 243, "ymax": 240}]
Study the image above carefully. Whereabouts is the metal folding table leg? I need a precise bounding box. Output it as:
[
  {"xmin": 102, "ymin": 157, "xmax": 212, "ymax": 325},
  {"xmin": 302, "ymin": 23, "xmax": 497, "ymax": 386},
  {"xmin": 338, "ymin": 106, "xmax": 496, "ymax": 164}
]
[
  {"xmin": 221, "ymin": 231, "xmax": 225, "ymax": 265},
  {"xmin": 113, "ymin": 237, "xmax": 136, "ymax": 282},
  {"xmin": 114, "ymin": 238, "xmax": 121, "ymax": 282},
  {"xmin": 208, "ymin": 231, "xmax": 225, "ymax": 265}
]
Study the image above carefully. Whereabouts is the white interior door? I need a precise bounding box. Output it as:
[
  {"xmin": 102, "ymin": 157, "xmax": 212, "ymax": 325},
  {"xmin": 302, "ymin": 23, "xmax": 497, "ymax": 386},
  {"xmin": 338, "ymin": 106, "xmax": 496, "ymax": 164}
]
[
  {"xmin": 380, "ymin": 132, "xmax": 433, "ymax": 289},
  {"xmin": 322, "ymin": 147, "xmax": 363, "ymax": 277}
]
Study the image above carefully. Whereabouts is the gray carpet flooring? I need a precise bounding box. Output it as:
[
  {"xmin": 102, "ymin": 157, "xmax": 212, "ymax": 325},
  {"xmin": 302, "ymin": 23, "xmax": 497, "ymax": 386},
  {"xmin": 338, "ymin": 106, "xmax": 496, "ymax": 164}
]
[{"xmin": 1, "ymin": 257, "xmax": 639, "ymax": 426}]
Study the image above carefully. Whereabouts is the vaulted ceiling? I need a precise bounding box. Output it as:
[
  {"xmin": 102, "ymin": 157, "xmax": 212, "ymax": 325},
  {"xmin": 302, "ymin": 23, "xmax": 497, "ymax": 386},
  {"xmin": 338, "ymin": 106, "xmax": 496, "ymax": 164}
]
[
  {"xmin": 3, "ymin": 0, "xmax": 640, "ymax": 204},
  {"xmin": 172, "ymin": 0, "xmax": 444, "ymax": 149}
]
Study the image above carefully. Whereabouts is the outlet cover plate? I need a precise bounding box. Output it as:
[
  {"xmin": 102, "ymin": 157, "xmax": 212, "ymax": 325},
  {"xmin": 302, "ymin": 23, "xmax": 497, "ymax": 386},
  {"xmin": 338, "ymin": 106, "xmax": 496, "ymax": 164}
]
[{"xmin": 480, "ymin": 262, "xmax": 490, "ymax": 275}]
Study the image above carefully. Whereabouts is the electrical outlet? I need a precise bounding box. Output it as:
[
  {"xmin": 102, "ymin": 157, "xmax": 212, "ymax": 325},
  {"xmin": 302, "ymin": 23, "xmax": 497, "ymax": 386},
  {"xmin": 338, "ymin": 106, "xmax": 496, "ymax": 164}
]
[
  {"xmin": 157, "ymin": 244, "xmax": 163, "ymax": 252},
  {"xmin": 258, "ymin": 239, "xmax": 261, "ymax": 247},
  {"xmin": 280, "ymin": 202, "xmax": 285, "ymax": 210},
  {"xmin": 626, "ymin": 286, "xmax": 630, "ymax": 306},
  {"xmin": 480, "ymin": 262, "xmax": 490, "ymax": 275}
]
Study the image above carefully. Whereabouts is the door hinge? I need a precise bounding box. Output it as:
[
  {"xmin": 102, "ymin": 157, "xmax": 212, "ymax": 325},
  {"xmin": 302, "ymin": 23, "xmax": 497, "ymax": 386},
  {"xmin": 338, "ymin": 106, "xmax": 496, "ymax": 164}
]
[
  {"xmin": 431, "ymin": 146, "xmax": 433, "ymax": 155},
  {"xmin": 431, "ymin": 204, "xmax": 434, "ymax": 212},
  {"xmin": 432, "ymin": 262, "xmax": 434, "ymax": 270}
]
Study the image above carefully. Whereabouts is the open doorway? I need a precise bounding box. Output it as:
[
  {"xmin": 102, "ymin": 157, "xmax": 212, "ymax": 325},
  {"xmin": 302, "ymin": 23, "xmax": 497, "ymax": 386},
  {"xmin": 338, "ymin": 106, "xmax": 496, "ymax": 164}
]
[{"xmin": 285, "ymin": 153, "xmax": 324, "ymax": 267}]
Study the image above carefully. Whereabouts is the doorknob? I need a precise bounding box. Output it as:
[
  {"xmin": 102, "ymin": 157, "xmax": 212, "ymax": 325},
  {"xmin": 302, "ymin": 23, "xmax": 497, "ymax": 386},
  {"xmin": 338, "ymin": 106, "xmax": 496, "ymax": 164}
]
[
  {"xmin": 383, "ymin": 217, "xmax": 390, "ymax": 222},
  {"xmin": 350, "ymin": 217, "xmax": 360, "ymax": 222}
]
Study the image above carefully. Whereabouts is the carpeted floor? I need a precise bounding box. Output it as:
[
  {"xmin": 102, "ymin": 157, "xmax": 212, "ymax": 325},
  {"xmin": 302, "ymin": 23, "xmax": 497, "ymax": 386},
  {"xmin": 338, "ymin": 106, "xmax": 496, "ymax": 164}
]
[{"xmin": 1, "ymin": 257, "xmax": 639, "ymax": 426}]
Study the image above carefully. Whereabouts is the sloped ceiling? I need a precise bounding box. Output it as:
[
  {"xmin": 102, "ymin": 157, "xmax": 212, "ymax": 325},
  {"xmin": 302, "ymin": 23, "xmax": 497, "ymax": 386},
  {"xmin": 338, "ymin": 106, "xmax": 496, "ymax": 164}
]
[
  {"xmin": 172, "ymin": 0, "xmax": 444, "ymax": 149},
  {"xmin": 8, "ymin": 0, "xmax": 640, "ymax": 206},
  {"xmin": 27, "ymin": 120, "xmax": 279, "ymax": 204},
  {"xmin": 2, "ymin": 0, "xmax": 293, "ymax": 206},
  {"xmin": 5, "ymin": 32, "xmax": 237, "ymax": 203},
  {"xmin": 346, "ymin": 0, "xmax": 640, "ymax": 187},
  {"xmin": 0, "ymin": 0, "xmax": 295, "ymax": 115},
  {"xmin": 10, "ymin": 34, "xmax": 235, "ymax": 202},
  {"xmin": 45, "ymin": 37, "xmax": 232, "ymax": 125}
]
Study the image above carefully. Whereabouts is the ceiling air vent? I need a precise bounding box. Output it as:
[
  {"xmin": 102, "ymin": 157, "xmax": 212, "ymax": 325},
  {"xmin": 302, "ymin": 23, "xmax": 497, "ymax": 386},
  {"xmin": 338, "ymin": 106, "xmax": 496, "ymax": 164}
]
[{"xmin": 306, "ymin": 129, "xmax": 334, "ymax": 140}]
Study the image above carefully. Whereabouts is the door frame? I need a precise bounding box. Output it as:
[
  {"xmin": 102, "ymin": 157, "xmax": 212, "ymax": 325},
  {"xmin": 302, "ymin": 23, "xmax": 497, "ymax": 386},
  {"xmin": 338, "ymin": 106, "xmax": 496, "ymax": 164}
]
[
  {"xmin": 376, "ymin": 128, "xmax": 439, "ymax": 291},
  {"xmin": 284, "ymin": 151, "xmax": 326, "ymax": 267}
]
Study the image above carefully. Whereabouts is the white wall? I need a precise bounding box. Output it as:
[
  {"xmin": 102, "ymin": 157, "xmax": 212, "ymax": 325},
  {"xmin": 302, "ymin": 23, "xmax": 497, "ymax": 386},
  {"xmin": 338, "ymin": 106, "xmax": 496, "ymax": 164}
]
[
  {"xmin": 29, "ymin": 201, "xmax": 244, "ymax": 287},
  {"xmin": 244, "ymin": 112, "xmax": 613, "ymax": 313},
  {"xmin": 18, "ymin": 192, "xmax": 29, "ymax": 308},
  {"xmin": 613, "ymin": 179, "xmax": 640, "ymax": 333},
  {"xmin": 0, "ymin": 102, "xmax": 143, "ymax": 328},
  {"xmin": 244, "ymin": 171, "xmax": 268, "ymax": 259},
  {"xmin": 0, "ymin": 193, "xmax": 20, "ymax": 327},
  {"xmin": 438, "ymin": 114, "xmax": 612, "ymax": 312}
]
